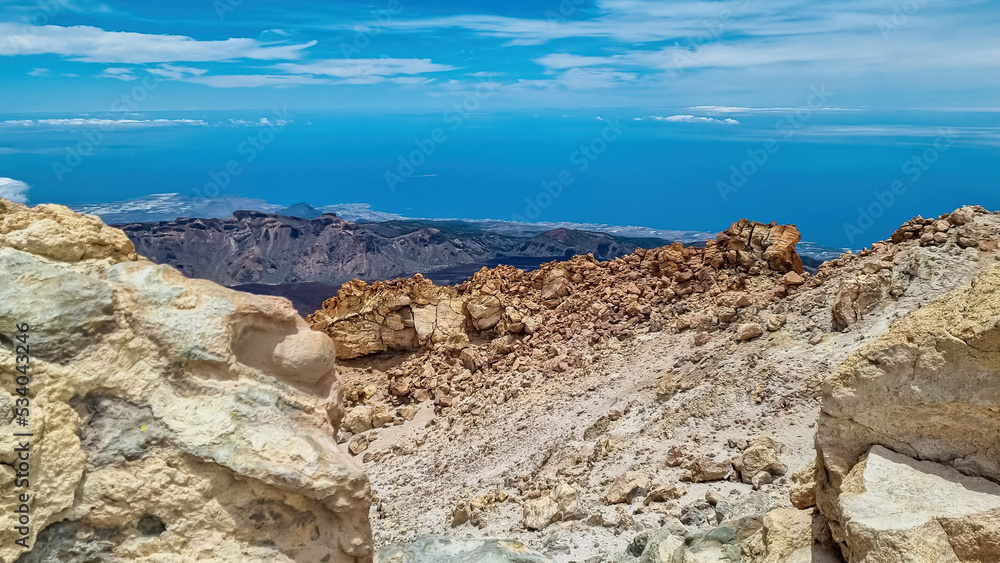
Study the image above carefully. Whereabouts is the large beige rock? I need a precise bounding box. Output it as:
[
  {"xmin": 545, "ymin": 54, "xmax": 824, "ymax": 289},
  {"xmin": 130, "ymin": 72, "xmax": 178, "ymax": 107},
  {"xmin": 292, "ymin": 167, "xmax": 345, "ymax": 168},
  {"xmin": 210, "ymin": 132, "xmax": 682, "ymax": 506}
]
[
  {"xmin": 521, "ymin": 496, "xmax": 561, "ymax": 531},
  {"xmin": 0, "ymin": 200, "xmax": 137, "ymax": 263},
  {"xmin": 788, "ymin": 460, "xmax": 817, "ymax": 509},
  {"xmin": 520, "ymin": 482, "xmax": 582, "ymax": 532},
  {"xmin": 309, "ymin": 276, "xmax": 512, "ymax": 359},
  {"xmin": 816, "ymin": 262, "xmax": 1000, "ymax": 560},
  {"xmin": 830, "ymin": 272, "xmax": 892, "ymax": 331},
  {"xmin": 639, "ymin": 530, "xmax": 684, "ymax": 563},
  {"xmin": 740, "ymin": 508, "xmax": 811, "ymax": 563},
  {"xmin": 0, "ymin": 201, "xmax": 371, "ymax": 562},
  {"xmin": 834, "ymin": 446, "xmax": 1000, "ymax": 562},
  {"xmin": 737, "ymin": 436, "xmax": 787, "ymax": 484},
  {"xmin": 735, "ymin": 322, "xmax": 764, "ymax": 342},
  {"xmin": 466, "ymin": 294, "xmax": 504, "ymax": 330},
  {"xmin": 603, "ymin": 471, "xmax": 652, "ymax": 504}
]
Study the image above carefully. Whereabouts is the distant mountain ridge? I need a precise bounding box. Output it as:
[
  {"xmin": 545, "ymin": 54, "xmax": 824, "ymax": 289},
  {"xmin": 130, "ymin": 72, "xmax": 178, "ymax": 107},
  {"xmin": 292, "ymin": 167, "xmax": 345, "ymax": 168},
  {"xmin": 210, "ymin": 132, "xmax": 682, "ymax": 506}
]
[
  {"xmin": 70, "ymin": 193, "xmax": 848, "ymax": 261},
  {"xmin": 117, "ymin": 211, "xmax": 664, "ymax": 292}
]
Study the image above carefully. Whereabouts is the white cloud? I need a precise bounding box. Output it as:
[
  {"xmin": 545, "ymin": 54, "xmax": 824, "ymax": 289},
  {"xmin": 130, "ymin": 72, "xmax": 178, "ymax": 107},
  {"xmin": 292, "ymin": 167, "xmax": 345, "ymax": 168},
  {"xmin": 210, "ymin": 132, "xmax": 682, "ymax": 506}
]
[
  {"xmin": 649, "ymin": 115, "xmax": 739, "ymax": 124},
  {"xmin": 391, "ymin": 76, "xmax": 433, "ymax": 86},
  {"xmin": 276, "ymin": 58, "xmax": 455, "ymax": 82},
  {"xmin": 27, "ymin": 67, "xmax": 50, "ymax": 77},
  {"xmin": 397, "ymin": 0, "xmax": 1000, "ymax": 92},
  {"xmin": 145, "ymin": 64, "xmax": 209, "ymax": 80},
  {"xmin": 690, "ymin": 105, "xmax": 858, "ymax": 113},
  {"xmin": 225, "ymin": 117, "xmax": 294, "ymax": 127},
  {"xmin": 536, "ymin": 53, "xmax": 615, "ymax": 70},
  {"xmin": 0, "ymin": 23, "xmax": 316, "ymax": 63},
  {"xmin": 178, "ymin": 74, "xmax": 335, "ymax": 88},
  {"xmin": 0, "ymin": 178, "xmax": 30, "ymax": 204},
  {"xmin": 558, "ymin": 68, "xmax": 638, "ymax": 89},
  {"xmin": 100, "ymin": 67, "xmax": 136, "ymax": 81},
  {"xmin": 131, "ymin": 62, "xmax": 333, "ymax": 88},
  {"xmin": 690, "ymin": 106, "xmax": 770, "ymax": 113},
  {"xmin": 382, "ymin": 13, "xmax": 686, "ymax": 45},
  {"xmin": 0, "ymin": 118, "xmax": 208, "ymax": 128}
]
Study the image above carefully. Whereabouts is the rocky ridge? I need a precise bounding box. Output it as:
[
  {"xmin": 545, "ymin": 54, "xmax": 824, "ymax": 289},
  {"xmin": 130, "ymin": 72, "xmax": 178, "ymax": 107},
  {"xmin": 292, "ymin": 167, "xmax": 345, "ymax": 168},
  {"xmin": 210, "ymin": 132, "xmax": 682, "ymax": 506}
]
[
  {"xmin": 317, "ymin": 206, "xmax": 1000, "ymax": 562},
  {"xmin": 0, "ymin": 200, "xmax": 371, "ymax": 562},
  {"xmin": 309, "ymin": 219, "xmax": 805, "ymax": 408}
]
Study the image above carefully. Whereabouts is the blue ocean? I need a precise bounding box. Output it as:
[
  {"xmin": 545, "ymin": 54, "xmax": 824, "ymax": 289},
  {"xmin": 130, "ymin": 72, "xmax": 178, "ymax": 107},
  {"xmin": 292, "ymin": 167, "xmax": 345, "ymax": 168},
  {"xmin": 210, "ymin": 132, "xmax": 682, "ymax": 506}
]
[{"xmin": 1, "ymin": 108, "xmax": 997, "ymax": 249}]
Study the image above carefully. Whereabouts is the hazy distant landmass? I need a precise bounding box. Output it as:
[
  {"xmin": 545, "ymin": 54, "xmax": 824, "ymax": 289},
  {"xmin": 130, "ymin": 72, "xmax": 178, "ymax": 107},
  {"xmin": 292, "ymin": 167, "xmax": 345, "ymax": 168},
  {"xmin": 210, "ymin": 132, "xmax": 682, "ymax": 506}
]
[
  {"xmin": 116, "ymin": 209, "xmax": 677, "ymax": 313},
  {"xmin": 74, "ymin": 193, "xmax": 847, "ymax": 257},
  {"xmin": 67, "ymin": 194, "xmax": 848, "ymax": 314}
]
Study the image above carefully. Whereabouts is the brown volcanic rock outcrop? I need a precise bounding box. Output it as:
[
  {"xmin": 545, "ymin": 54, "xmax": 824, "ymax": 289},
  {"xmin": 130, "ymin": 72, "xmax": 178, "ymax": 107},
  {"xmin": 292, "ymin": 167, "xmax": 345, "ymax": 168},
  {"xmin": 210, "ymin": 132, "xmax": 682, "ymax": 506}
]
[
  {"xmin": 309, "ymin": 276, "xmax": 470, "ymax": 360},
  {"xmin": 707, "ymin": 219, "xmax": 804, "ymax": 274},
  {"xmin": 118, "ymin": 211, "xmax": 653, "ymax": 287},
  {"xmin": 308, "ymin": 220, "xmax": 808, "ymax": 411},
  {"xmin": 0, "ymin": 200, "xmax": 371, "ymax": 562}
]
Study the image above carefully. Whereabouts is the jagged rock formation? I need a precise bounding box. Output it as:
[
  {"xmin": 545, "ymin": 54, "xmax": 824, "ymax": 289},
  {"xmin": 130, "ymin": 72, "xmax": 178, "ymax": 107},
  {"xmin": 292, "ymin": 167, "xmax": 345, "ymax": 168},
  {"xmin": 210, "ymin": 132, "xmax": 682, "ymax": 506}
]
[
  {"xmin": 709, "ymin": 220, "xmax": 804, "ymax": 274},
  {"xmin": 310, "ymin": 219, "xmax": 805, "ymax": 361},
  {"xmin": 0, "ymin": 200, "xmax": 372, "ymax": 562},
  {"xmin": 118, "ymin": 212, "xmax": 660, "ymax": 287},
  {"xmin": 815, "ymin": 259, "xmax": 1000, "ymax": 561}
]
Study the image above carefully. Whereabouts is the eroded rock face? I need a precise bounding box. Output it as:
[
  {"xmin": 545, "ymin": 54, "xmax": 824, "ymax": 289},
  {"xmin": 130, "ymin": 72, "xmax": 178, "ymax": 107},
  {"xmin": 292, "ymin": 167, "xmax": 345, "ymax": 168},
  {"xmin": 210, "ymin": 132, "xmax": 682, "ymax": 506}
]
[
  {"xmin": 816, "ymin": 260, "xmax": 1000, "ymax": 561},
  {"xmin": 0, "ymin": 201, "xmax": 372, "ymax": 562},
  {"xmin": 707, "ymin": 220, "xmax": 804, "ymax": 275},
  {"xmin": 831, "ymin": 205, "xmax": 993, "ymax": 332}
]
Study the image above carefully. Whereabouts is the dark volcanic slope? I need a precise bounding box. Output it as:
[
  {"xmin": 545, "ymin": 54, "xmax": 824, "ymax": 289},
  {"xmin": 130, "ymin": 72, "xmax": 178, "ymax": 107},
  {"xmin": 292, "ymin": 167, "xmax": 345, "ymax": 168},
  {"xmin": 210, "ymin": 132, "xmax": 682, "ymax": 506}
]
[{"xmin": 118, "ymin": 211, "xmax": 665, "ymax": 288}]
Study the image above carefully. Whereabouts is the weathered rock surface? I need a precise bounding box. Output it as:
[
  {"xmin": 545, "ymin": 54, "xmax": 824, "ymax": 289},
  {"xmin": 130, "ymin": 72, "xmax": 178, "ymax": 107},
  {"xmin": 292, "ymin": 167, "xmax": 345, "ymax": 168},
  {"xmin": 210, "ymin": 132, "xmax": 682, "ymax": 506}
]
[
  {"xmin": 375, "ymin": 536, "xmax": 551, "ymax": 562},
  {"xmin": 707, "ymin": 220, "xmax": 804, "ymax": 274},
  {"xmin": 817, "ymin": 257, "xmax": 1000, "ymax": 561},
  {"xmin": 740, "ymin": 508, "xmax": 811, "ymax": 563},
  {"xmin": 638, "ymin": 529, "xmax": 685, "ymax": 563},
  {"xmin": 290, "ymin": 205, "xmax": 1000, "ymax": 562},
  {"xmin": 830, "ymin": 272, "xmax": 891, "ymax": 331},
  {"xmin": 832, "ymin": 205, "xmax": 991, "ymax": 331},
  {"xmin": 603, "ymin": 471, "xmax": 652, "ymax": 504},
  {"xmin": 835, "ymin": 446, "xmax": 1000, "ymax": 562},
  {"xmin": 308, "ymin": 276, "xmax": 469, "ymax": 360},
  {"xmin": 788, "ymin": 461, "xmax": 817, "ymax": 510},
  {"xmin": 736, "ymin": 436, "xmax": 787, "ymax": 484},
  {"xmin": 0, "ymin": 201, "xmax": 372, "ymax": 562}
]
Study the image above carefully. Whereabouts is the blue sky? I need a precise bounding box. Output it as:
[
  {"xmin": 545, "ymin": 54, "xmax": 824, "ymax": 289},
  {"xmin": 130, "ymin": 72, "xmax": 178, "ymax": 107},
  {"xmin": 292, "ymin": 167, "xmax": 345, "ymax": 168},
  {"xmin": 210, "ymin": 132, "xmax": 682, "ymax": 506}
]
[
  {"xmin": 2, "ymin": 0, "xmax": 999, "ymax": 112},
  {"xmin": 1, "ymin": 0, "xmax": 998, "ymax": 249}
]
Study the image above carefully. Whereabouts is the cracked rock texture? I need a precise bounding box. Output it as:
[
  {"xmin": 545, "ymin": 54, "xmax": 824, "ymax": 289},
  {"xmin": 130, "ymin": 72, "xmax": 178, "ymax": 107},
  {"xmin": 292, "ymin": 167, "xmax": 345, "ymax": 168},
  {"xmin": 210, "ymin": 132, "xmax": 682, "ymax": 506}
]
[
  {"xmin": 817, "ymin": 255, "xmax": 1000, "ymax": 561},
  {"xmin": 0, "ymin": 200, "xmax": 372, "ymax": 562}
]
